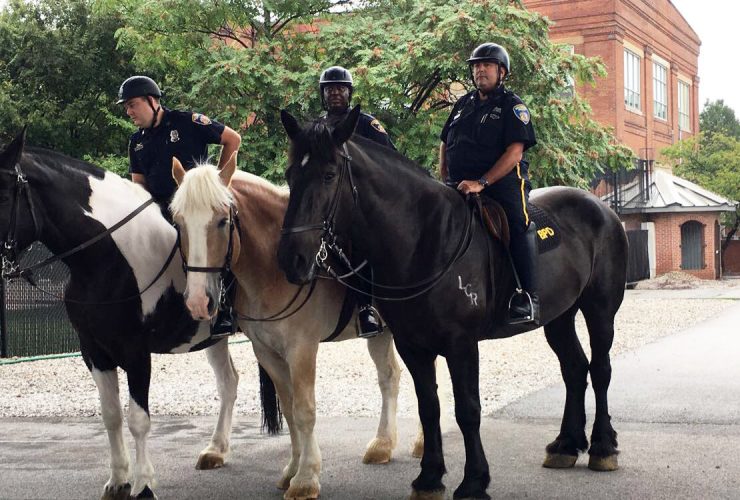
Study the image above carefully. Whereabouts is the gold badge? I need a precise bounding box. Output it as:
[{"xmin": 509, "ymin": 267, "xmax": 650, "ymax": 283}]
[
  {"xmin": 370, "ymin": 119, "xmax": 387, "ymax": 134},
  {"xmin": 192, "ymin": 113, "xmax": 212, "ymax": 125}
]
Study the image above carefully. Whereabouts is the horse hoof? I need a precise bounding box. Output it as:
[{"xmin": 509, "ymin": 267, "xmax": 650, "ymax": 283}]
[
  {"xmin": 410, "ymin": 488, "xmax": 445, "ymax": 500},
  {"xmin": 134, "ymin": 485, "xmax": 157, "ymax": 499},
  {"xmin": 284, "ymin": 483, "xmax": 320, "ymax": 500},
  {"xmin": 588, "ymin": 454, "xmax": 619, "ymax": 471},
  {"xmin": 542, "ymin": 453, "xmax": 578, "ymax": 468},
  {"xmin": 100, "ymin": 482, "xmax": 131, "ymax": 500},
  {"xmin": 277, "ymin": 475, "xmax": 292, "ymax": 491},
  {"xmin": 196, "ymin": 452, "xmax": 225, "ymax": 470},
  {"xmin": 363, "ymin": 437, "xmax": 393, "ymax": 464}
]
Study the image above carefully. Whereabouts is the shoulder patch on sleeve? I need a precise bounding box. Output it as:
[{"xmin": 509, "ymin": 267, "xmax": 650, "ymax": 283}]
[
  {"xmin": 370, "ymin": 119, "xmax": 387, "ymax": 134},
  {"xmin": 192, "ymin": 113, "xmax": 212, "ymax": 125},
  {"xmin": 513, "ymin": 104, "xmax": 530, "ymax": 125}
]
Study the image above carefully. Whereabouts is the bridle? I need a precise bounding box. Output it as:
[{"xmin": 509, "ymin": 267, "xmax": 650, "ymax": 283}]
[
  {"xmin": 0, "ymin": 161, "xmax": 178, "ymax": 305},
  {"xmin": 176, "ymin": 202, "xmax": 317, "ymax": 322},
  {"xmin": 1, "ymin": 163, "xmax": 41, "ymax": 281},
  {"xmin": 280, "ymin": 142, "xmax": 475, "ymax": 301},
  {"xmin": 280, "ymin": 143, "xmax": 357, "ymax": 244},
  {"xmin": 175, "ymin": 204, "xmax": 240, "ymax": 276}
]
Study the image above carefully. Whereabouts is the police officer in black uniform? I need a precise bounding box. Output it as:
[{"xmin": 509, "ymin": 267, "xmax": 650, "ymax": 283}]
[
  {"xmin": 439, "ymin": 43, "xmax": 540, "ymax": 325},
  {"xmin": 319, "ymin": 66, "xmax": 394, "ymax": 337},
  {"xmin": 118, "ymin": 75, "xmax": 242, "ymax": 337}
]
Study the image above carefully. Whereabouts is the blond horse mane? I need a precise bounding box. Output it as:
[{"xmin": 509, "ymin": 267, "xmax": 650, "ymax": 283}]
[{"xmin": 170, "ymin": 162, "xmax": 233, "ymax": 218}]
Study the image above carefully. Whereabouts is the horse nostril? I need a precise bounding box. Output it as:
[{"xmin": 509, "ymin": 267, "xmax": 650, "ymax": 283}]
[{"xmin": 207, "ymin": 295, "xmax": 216, "ymax": 316}]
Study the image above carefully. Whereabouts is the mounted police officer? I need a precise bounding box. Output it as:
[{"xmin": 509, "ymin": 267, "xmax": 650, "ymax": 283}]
[
  {"xmin": 118, "ymin": 75, "xmax": 242, "ymax": 337},
  {"xmin": 319, "ymin": 65, "xmax": 394, "ymax": 337},
  {"xmin": 439, "ymin": 43, "xmax": 540, "ymax": 325}
]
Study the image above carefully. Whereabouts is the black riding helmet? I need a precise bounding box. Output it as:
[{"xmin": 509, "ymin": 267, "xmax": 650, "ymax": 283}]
[
  {"xmin": 467, "ymin": 43, "xmax": 511, "ymax": 89},
  {"xmin": 117, "ymin": 76, "xmax": 162, "ymax": 104},
  {"xmin": 319, "ymin": 66, "xmax": 353, "ymax": 110},
  {"xmin": 118, "ymin": 76, "xmax": 163, "ymax": 130}
]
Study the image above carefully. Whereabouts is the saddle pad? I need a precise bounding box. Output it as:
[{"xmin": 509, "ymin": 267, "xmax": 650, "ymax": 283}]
[{"xmin": 529, "ymin": 202, "xmax": 560, "ymax": 254}]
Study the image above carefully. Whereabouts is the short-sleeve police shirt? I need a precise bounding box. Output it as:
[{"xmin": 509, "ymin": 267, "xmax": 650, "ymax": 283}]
[
  {"xmin": 440, "ymin": 86, "xmax": 536, "ymax": 182},
  {"xmin": 128, "ymin": 108, "xmax": 225, "ymax": 203}
]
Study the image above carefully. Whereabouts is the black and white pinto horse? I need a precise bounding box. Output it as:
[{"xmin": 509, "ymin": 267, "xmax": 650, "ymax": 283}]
[
  {"xmin": 0, "ymin": 131, "xmax": 240, "ymax": 499},
  {"xmin": 169, "ymin": 155, "xmax": 423, "ymax": 499},
  {"xmin": 277, "ymin": 107, "xmax": 628, "ymax": 499}
]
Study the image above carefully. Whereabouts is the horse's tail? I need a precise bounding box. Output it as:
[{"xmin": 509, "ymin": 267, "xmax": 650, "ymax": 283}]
[{"xmin": 259, "ymin": 363, "xmax": 283, "ymax": 435}]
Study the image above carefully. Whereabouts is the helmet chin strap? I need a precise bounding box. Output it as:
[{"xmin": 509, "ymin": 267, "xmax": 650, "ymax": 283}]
[{"xmin": 146, "ymin": 96, "xmax": 162, "ymax": 131}]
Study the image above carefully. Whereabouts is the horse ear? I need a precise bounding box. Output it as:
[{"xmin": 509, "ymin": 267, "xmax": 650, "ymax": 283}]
[
  {"xmin": 0, "ymin": 126, "xmax": 27, "ymax": 171},
  {"xmin": 281, "ymin": 109, "xmax": 301, "ymax": 141},
  {"xmin": 218, "ymin": 151, "xmax": 237, "ymax": 186},
  {"xmin": 172, "ymin": 157, "xmax": 186, "ymax": 186},
  {"xmin": 331, "ymin": 104, "xmax": 360, "ymax": 146}
]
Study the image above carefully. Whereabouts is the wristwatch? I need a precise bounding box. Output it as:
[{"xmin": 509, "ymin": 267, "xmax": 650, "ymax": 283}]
[{"xmin": 477, "ymin": 177, "xmax": 489, "ymax": 188}]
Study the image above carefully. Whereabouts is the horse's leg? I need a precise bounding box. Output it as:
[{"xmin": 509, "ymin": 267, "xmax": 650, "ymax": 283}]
[
  {"xmin": 283, "ymin": 342, "xmax": 322, "ymax": 500},
  {"xmin": 446, "ymin": 342, "xmax": 490, "ymax": 500},
  {"xmin": 248, "ymin": 337, "xmax": 299, "ymax": 492},
  {"xmin": 124, "ymin": 356, "xmax": 157, "ymax": 499},
  {"xmin": 542, "ymin": 305, "xmax": 590, "ymax": 468},
  {"xmin": 91, "ymin": 366, "xmax": 132, "ymax": 500},
  {"xmin": 410, "ymin": 358, "xmax": 451, "ymax": 459},
  {"xmin": 363, "ymin": 333, "xmax": 400, "ymax": 464},
  {"xmin": 394, "ymin": 340, "xmax": 446, "ymax": 499},
  {"xmin": 196, "ymin": 338, "xmax": 239, "ymax": 470},
  {"xmin": 581, "ymin": 303, "xmax": 619, "ymax": 471}
]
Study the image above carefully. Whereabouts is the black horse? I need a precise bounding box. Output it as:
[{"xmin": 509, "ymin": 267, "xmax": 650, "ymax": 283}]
[
  {"xmin": 0, "ymin": 131, "xmax": 245, "ymax": 499},
  {"xmin": 278, "ymin": 106, "xmax": 628, "ymax": 499}
]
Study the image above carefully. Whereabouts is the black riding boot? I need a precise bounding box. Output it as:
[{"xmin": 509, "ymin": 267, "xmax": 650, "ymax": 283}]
[
  {"xmin": 211, "ymin": 271, "xmax": 238, "ymax": 338},
  {"xmin": 357, "ymin": 265, "xmax": 383, "ymax": 338},
  {"xmin": 508, "ymin": 223, "xmax": 540, "ymax": 326}
]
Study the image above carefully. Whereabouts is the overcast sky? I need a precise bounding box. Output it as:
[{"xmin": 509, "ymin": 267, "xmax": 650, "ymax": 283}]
[{"xmin": 670, "ymin": 0, "xmax": 740, "ymax": 114}]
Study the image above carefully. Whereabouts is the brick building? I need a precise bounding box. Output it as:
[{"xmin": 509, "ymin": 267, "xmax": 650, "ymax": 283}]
[
  {"xmin": 523, "ymin": 0, "xmax": 737, "ymax": 279},
  {"xmin": 522, "ymin": 0, "xmax": 700, "ymax": 161}
]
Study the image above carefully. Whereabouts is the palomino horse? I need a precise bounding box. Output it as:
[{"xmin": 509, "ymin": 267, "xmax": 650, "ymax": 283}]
[
  {"xmin": 0, "ymin": 131, "xmax": 242, "ymax": 499},
  {"xmin": 277, "ymin": 107, "xmax": 628, "ymax": 499},
  {"xmin": 170, "ymin": 155, "xmax": 419, "ymax": 500}
]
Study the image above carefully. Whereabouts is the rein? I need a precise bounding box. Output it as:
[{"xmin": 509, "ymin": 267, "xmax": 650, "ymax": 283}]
[
  {"xmin": 0, "ymin": 162, "xmax": 179, "ymax": 305},
  {"xmin": 280, "ymin": 142, "xmax": 476, "ymax": 302}
]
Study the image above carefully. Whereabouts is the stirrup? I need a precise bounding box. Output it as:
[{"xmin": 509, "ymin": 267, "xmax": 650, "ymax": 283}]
[
  {"xmin": 357, "ymin": 305, "xmax": 384, "ymax": 339},
  {"xmin": 507, "ymin": 289, "xmax": 540, "ymax": 326},
  {"xmin": 210, "ymin": 308, "xmax": 238, "ymax": 338}
]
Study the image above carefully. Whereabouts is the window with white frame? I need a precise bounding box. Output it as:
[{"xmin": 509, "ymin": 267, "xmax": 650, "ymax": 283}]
[
  {"xmin": 678, "ymin": 80, "xmax": 691, "ymax": 131},
  {"xmin": 653, "ymin": 61, "xmax": 668, "ymax": 120},
  {"xmin": 561, "ymin": 44, "xmax": 575, "ymax": 98},
  {"xmin": 624, "ymin": 49, "xmax": 641, "ymax": 110}
]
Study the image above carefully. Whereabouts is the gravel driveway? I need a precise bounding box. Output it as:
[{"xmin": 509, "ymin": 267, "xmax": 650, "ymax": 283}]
[{"xmin": 1, "ymin": 277, "xmax": 738, "ymax": 420}]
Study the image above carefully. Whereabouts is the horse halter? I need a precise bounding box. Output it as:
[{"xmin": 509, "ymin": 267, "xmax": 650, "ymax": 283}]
[
  {"xmin": 280, "ymin": 143, "xmax": 358, "ymax": 270},
  {"xmin": 176, "ymin": 204, "xmax": 241, "ymax": 275},
  {"xmin": 1, "ymin": 162, "xmax": 42, "ymax": 280}
]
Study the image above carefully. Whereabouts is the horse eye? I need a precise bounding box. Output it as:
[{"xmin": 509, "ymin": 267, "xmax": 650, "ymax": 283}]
[
  {"xmin": 218, "ymin": 218, "xmax": 228, "ymax": 228},
  {"xmin": 323, "ymin": 172, "xmax": 335, "ymax": 183}
]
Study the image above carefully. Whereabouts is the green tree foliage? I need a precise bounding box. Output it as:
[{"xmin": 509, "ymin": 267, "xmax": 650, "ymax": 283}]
[
  {"xmin": 699, "ymin": 99, "xmax": 740, "ymax": 141},
  {"xmin": 662, "ymin": 133, "xmax": 740, "ymax": 204},
  {"xmin": 102, "ymin": 0, "xmax": 632, "ymax": 185},
  {"xmin": 662, "ymin": 132, "xmax": 740, "ymax": 242},
  {"xmin": 0, "ymin": 0, "xmax": 136, "ymax": 168}
]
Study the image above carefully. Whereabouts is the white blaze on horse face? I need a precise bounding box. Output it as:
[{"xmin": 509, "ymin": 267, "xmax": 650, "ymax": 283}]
[
  {"xmin": 301, "ymin": 154, "xmax": 310, "ymax": 167},
  {"xmin": 182, "ymin": 210, "xmax": 219, "ymax": 320},
  {"xmin": 85, "ymin": 174, "xmax": 180, "ymax": 316}
]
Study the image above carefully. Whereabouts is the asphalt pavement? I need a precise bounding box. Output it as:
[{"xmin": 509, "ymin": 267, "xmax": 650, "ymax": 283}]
[{"xmin": 1, "ymin": 298, "xmax": 739, "ymax": 499}]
